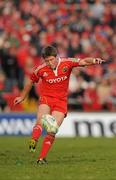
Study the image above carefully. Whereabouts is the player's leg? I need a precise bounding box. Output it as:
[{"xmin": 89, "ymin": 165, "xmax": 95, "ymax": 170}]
[
  {"xmin": 32, "ymin": 104, "xmax": 50, "ymax": 140},
  {"xmin": 29, "ymin": 104, "xmax": 50, "ymax": 152},
  {"xmin": 52, "ymin": 110, "xmax": 65, "ymax": 126},
  {"xmin": 37, "ymin": 111, "xmax": 65, "ymax": 162}
]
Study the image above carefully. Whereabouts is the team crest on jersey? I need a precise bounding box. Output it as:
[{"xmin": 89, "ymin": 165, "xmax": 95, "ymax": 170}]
[
  {"xmin": 62, "ymin": 66, "xmax": 68, "ymax": 72},
  {"xmin": 43, "ymin": 72, "xmax": 48, "ymax": 77}
]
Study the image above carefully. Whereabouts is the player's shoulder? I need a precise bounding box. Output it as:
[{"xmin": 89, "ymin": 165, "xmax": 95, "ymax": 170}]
[
  {"xmin": 35, "ymin": 63, "xmax": 47, "ymax": 71},
  {"xmin": 60, "ymin": 57, "xmax": 73, "ymax": 63},
  {"xmin": 34, "ymin": 63, "xmax": 47, "ymax": 75},
  {"xmin": 60, "ymin": 57, "xmax": 81, "ymax": 64}
]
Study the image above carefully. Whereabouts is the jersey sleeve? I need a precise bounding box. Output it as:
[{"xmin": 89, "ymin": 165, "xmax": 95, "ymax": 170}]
[
  {"xmin": 68, "ymin": 58, "xmax": 81, "ymax": 68},
  {"xmin": 30, "ymin": 68, "xmax": 40, "ymax": 83}
]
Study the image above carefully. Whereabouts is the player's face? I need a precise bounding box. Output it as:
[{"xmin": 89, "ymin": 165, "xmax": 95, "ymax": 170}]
[{"xmin": 44, "ymin": 56, "xmax": 58, "ymax": 70}]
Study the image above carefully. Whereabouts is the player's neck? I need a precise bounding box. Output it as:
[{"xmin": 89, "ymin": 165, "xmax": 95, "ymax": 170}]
[
  {"xmin": 52, "ymin": 58, "xmax": 59, "ymax": 70},
  {"xmin": 52, "ymin": 67, "xmax": 56, "ymax": 70}
]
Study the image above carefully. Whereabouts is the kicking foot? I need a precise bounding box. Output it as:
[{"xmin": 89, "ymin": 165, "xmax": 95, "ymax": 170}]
[{"xmin": 29, "ymin": 139, "xmax": 37, "ymax": 152}]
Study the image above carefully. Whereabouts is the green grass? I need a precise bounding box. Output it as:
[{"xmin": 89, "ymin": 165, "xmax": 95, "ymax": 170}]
[{"xmin": 0, "ymin": 137, "xmax": 116, "ymax": 180}]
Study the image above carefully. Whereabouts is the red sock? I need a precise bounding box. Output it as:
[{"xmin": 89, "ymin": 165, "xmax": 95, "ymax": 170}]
[
  {"xmin": 32, "ymin": 124, "xmax": 42, "ymax": 141},
  {"xmin": 38, "ymin": 134, "xmax": 55, "ymax": 159}
]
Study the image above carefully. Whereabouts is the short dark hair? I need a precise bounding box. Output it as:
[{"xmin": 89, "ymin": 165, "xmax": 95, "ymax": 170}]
[{"xmin": 41, "ymin": 45, "xmax": 57, "ymax": 58}]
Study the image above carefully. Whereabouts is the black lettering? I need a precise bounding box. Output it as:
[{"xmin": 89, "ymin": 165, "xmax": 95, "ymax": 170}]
[
  {"xmin": 110, "ymin": 121, "xmax": 116, "ymax": 135},
  {"xmin": 74, "ymin": 120, "xmax": 105, "ymax": 136}
]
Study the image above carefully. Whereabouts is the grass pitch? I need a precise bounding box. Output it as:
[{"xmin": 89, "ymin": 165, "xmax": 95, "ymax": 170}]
[{"xmin": 0, "ymin": 136, "xmax": 116, "ymax": 180}]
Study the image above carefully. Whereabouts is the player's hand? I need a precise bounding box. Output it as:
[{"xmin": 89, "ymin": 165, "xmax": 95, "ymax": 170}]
[
  {"xmin": 14, "ymin": 97, "xmax": 24, "ymax": 106},
  {"xmin": 93, "ymin": 58, "xmax": 105, "ymax": 64}
]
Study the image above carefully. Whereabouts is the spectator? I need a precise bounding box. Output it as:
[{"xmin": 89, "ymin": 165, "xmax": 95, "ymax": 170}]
[
  {"xmin": 97, "ymin": 78, "xmax": 111, "ymax": 110},
  {"xmin": 83, "ymin": 82, "xmax": 102, "ymax": 112},
  {"xmin": 0, "ymin": 94, "xmax": 10, "ymax": 112},
  {"xmin": 0, "ymin": 0, "xmax": 115, "ymax": 112}
]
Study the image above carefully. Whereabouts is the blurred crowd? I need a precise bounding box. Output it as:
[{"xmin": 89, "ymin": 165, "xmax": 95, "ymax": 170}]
[{"xmin": 0, "ymin": 0, "xmax": 115, "ymax": 112}]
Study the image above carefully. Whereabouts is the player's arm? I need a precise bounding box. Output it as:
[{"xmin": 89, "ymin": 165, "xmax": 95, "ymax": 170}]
[
  {"xmin": 78, "ymin": 57, "xmax": 105, "ymax": 66},
  {"xmin": 14, "ymin": 79, "xmax": 33, "ymax": 105},
  {"xmin": 14, "ymin": 69, "xmax": 40, "ymax": 105}
]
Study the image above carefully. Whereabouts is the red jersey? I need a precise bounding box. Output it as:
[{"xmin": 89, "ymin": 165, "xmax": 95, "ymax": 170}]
[{"xmin": 30, "ymin": 57, "xmax": 80, "ymax": 100}]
